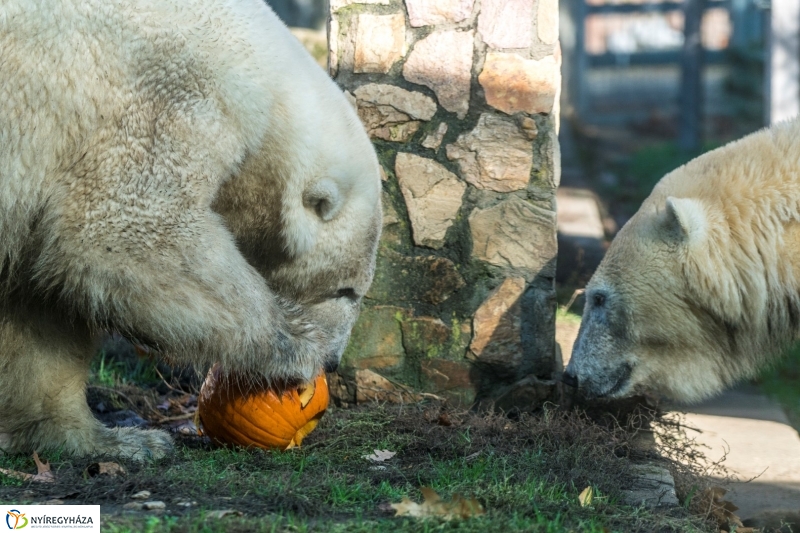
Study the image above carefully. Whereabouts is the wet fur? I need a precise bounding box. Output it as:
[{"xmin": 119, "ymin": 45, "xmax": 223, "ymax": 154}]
[{"xmin": 0, "ymin": 0, "xmax": 381, "ymax": 459}]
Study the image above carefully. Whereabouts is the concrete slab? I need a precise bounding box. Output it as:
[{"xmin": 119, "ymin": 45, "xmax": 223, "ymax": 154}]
[
  {"xmin": 621, "ymin": 464, "xmax": 680, "ymax": 508},
  {"xmin": 675, "ymin": 386, "xmax": 800, "ymax": 519},
  {"xmin": 556, "ymin": 188, "xmax": 607, "ymax": 285},
  {"xmin": 557, "ymin": 188, "xmax": 605, "ymax": 239}
]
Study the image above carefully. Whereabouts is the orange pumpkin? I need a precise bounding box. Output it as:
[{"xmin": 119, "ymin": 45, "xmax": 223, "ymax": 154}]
[{"xmin": 197, "ymin": 364, "xmax": 329, "ymax": 450}]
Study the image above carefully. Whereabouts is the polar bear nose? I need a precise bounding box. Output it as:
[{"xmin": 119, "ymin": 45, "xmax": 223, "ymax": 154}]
[
  {"xmin": 323, "ymin": 357, "xmax": 340, "ymax": 373},
  {"xmin": 561, "ymin": 369, "xmax": 579, "ymax": 389}
]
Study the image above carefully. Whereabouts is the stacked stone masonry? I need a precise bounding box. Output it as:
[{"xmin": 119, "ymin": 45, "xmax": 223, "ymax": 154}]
[{"xmin": 329, "ymin": 0, "xmax": 560, "ymax": 409}]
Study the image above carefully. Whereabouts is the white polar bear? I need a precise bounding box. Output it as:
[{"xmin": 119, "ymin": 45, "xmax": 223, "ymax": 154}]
[
  {"xmin": 565, "ymin": 119, "xmax": 800, "ymax": 403},
  {"xmin": 0, "ymin": 0, "xmax": 381, "ymax": 459}
]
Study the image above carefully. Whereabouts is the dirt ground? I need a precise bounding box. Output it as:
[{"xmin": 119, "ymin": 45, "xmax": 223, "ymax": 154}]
[{"xmin": 0, "ymin": 380, "xmax": 728, "ymax": 533}]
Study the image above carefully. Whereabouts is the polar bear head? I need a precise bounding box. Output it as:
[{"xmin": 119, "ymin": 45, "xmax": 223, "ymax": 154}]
[
  {"xmin": 211, "ymin": 25, "xmax": 382, "ymax": 378},
  {"xmin": 213, "ymin": 102, "xmax": 381, "ymax": 377},
  {"xmin": 564, "ymin": 126, "xmax": 800, "ymax": 403}
]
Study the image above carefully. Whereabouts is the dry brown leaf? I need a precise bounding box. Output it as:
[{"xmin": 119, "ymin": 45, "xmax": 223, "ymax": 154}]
[
  {"xmin": 142, "ymin": 501, "xmax": 166, "ymax": 511},
  {"xmin": 437, "ymin": 413, "xmax": 453, "ymax": 426},
  {"xmin": 390, "ymin": 487, "xmax": 484, "ymax": 520},
  {"xmin": 0, "ymin": 452, "xmax": 54, "ymax": 483},
  {"xmin": 32, "ymin": 452, "xmax": 54, "ymax": 482},
  {"xmin": 578, "ymin": 486, "xmax": 594, "ymax": 507},
  {"xmin": 698, "ymin": 487, "xmax": 744, "ymax": 531},
  {"xmin": 363, "ymin": 449, "xmax": 397, "ymax": 463},
  {"xmin": 85, "ymin": 461, "xmax": 126, "ymax": 478}
]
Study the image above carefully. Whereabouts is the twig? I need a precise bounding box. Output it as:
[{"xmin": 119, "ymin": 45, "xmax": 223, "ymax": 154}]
[
  {"xmin": 154, "ymin": 366, "xmax": 191, "ymax": 394},
  {"xmin": 561, "ymin": 288, "xmax": 586, "ymax": 313},
  {"xmin": 87, "ymin": 385, "xmax": 136, "ymax": 407},
  {"xmin": 419, "ymin": 392, "xmax": 446, "ymax": 401},
  {"xmin": 151, "ymin": 412, "xmax": 197, "ymax": 423}
]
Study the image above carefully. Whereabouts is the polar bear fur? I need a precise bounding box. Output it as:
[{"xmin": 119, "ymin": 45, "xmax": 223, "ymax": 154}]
[
  {"xmin": 565, "ymin": 119, "xmax": 800, "ymax": 403},
  {"xmin": 0, "ymin": 0, "xmax": 381, "ymax": 459}
]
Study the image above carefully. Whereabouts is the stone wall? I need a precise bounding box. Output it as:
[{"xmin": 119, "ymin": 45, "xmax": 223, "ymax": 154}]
[{"xmin": 328, "ymin": 0, "xmax": 561, "ymax": 410}]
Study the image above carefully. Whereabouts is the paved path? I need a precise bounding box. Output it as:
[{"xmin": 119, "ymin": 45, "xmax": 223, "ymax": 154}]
[
  {"xmin": 558, "ymin": 316, "xmax": 800, "ymax": 519},
  {"xmin": 555, "ymin": 185, "xmax": 800, "ymax": 520},
  {"xmin": 556, "ymin": 188, "xmax": 608, "ymax": 285},
  {"xmin": 677, "ymin": 386, "xmax": 800, "ymax": 519}
]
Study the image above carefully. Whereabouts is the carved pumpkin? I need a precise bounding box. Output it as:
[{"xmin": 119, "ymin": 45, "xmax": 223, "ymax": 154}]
[{"xmin": 197, "ymin": 364, "xmax": 329, "ymax": 450}]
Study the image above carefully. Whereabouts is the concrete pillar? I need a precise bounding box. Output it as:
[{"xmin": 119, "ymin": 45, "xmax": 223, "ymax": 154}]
[{"xmin": 769, "ymin": 0, "xmax": 800, "ymax": 124}]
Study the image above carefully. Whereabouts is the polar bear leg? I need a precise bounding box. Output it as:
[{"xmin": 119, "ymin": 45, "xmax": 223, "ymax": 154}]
[{"xmin": 0, "ymin": 302, "xmax": 172, "ymax": 460}]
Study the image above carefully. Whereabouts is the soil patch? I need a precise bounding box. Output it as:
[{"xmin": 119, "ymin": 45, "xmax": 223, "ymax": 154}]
[{"xmin": 0, "ymin": 390, "xmax": 727, "ymax": 532}]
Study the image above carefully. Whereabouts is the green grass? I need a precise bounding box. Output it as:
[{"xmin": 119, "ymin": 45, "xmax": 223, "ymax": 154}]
[
  {"xmin": 0, "ymin": 404, "xmax": 716, "ymax": 533},
  {"xmin": 757, "ymin": 343, "xmax": 800, "ymax": 432},
  {"xmin": 597, "ymin": 141, "xmax": 723, "ymax": 221},
  {"xmin": 556, "ymin": 308, "xmax": 583, "ymax": 326},
  {"xmin": 100, "ymin": 513, "xmax": 618, "ymax": 533},
  {"xmin": 90, "ymin": 349, "xmax": 161, "ymax": 388}
]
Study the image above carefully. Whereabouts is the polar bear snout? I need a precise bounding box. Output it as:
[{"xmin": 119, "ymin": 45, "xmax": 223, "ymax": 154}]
[
  {"xmin": 561, "ymin": 368, "xmax": 579, "ymax": 389},
  {"xmin": 323, "ymin": 356, "xmax": 340, "ymax": 373},
  {"xmin": 567, "ymin": 288, "xmax": 639, "ymax": 399},
  {"xmin": 564, "ymin": 351, "xmax": 634, "ymax": 400}
]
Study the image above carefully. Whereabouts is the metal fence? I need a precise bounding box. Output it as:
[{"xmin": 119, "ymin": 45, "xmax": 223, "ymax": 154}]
[{"xmin": 562, "ymin": 0, "xmax": 766, "ymax": 127}]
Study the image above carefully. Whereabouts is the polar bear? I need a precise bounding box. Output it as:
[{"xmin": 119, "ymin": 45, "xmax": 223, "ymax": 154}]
[
  {"xmin": 0, "ymin": 0, "xmax": 381, "ymax": 459},
  {"xmin": 564, "ymin": 119, "xmax": 800, "ymax": 403}
]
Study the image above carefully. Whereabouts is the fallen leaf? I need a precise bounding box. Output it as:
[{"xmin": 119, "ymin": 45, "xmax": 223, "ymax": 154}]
[
  {"xmin": 173, "ymin": 420, "xmax": 199, "ymax": 435},
  {"xmin": 122, "ymin": 502, "xmax": 143, "ymax": 510},
  {"xmin": 578, "ymin": 486, "xmax": 594, "ymax": 507},
  {"xmin": 698, "ymin": 487, "xmax": 744, "ymax": 531},
  {"xmin": 437, "ymin": 413, "xmax": 452, "ymax": 426},
  {"xmin": 206, "ymin": 510, "xmax": 243, "ymax": 519},
  {"xmin": 0, "ymin": 452, "xmax": 55, "ymax": 483},
  {"xmin": 464, "ymin": 451, "xmax": 481, "ymax": 462},
  {"xmin": 363, "ymin": 449, "xmax": 397, "ymax": 463},
  {"xmin": 175, "ymin": 500, "xmax": 197, "ymax": 508},
  {"xmin": 85, "ymin": 462, "xmax": 126, "ymax": 478},
  {"xmin": 142, "ymin": 501, "xmax": 166, "ymax": 511},
  {"xmin": 32, "ymin": 452, "xmax": 54, "ymax": 482},
  {"xmin": 390, "ymin": 487, "xmax": 484, "ymax": 520}
]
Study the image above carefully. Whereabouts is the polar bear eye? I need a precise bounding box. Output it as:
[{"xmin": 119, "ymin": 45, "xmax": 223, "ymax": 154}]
[{"xmin": 592, "ymin": 293, "xmax": 607, "ymax": 307}]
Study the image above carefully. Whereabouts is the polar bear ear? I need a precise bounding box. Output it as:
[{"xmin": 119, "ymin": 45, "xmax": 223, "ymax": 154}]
[
  {"xmin": 303, "ymin": 179, "xmax": 343, "ymax": 222},
  {"xmin": 664, "ymin": 197, "xmax": 707, "ymax": 243}
]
